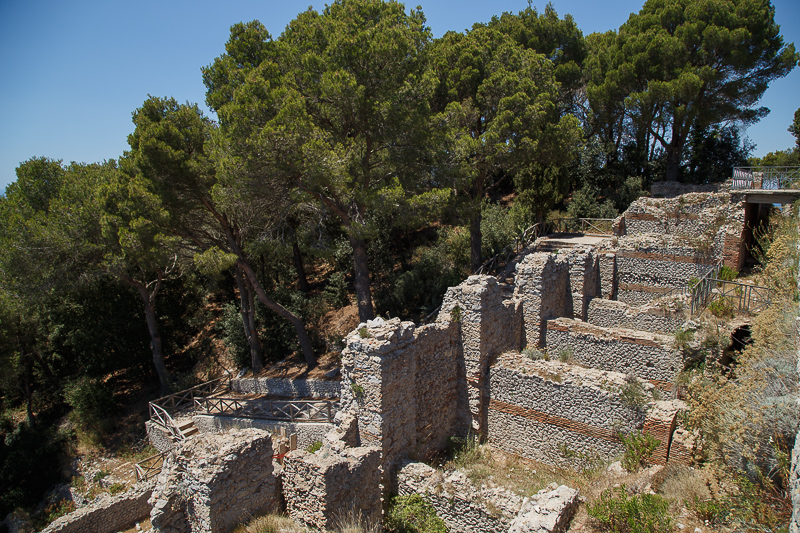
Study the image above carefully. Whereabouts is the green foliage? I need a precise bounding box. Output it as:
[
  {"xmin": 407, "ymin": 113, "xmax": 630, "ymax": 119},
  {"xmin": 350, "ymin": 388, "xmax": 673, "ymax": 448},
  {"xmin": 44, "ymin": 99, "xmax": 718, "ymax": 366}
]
[
  {"xmin": 219, "ymin": 302, "xmax": 251, "ymax": 368},
  {"xmin": 790, "ymin": 107, "xmax": 800, "ymax": 151},
  {"xmin": 0, "ymin": 418, "xmax": 68, "ymax": 517},
  {"xmin": 522, "ymin": 347, "xmax": 545, "ymax": 361},
  {"xmin": 588, "ymin": 486, "xmax": 672, "ymax": 533},
  {"xmin": 620, "ymin": 431, "xmax": 660, "ymax": 472},
  {"xmin": 708, "ymin": 297, "xmax": 735, "ymax": 318},
  {"xmin": 716, "ymin": 266, "xmax": 738, "ymax": 282},
  {"xmin": 107, "ymin": 483, "xmax": 125, "ymax": 495},
  {"xmin": 323, "ymin": 272, "xmax": 350, "ymax": 308},
  {"xmin": 619, "ymin": 375, "xmax": 648, "ymax": 409},
  {"xmin": 64, "ymin": 377, "xmax": 117, "ymax": 438},
  {"xmin": 37, "ymin": 499, "xmax": 76, "ymax": 528},
  {"xmin": 558, "ymin": 347, "xmax": 574, "ymax": 363},
  {"xmin": 566, "ymin": 185, "xmax": 618, "ymax": 219},
  {"xmin": 306, "ymin": 441, "xmax": 322, "ymax": 454},
  {"xmin": 358, "ymin": 327, "xmax": 372, "ymax": 339},
  {"xmin": 384, "ymin": 494, "xmax": 448, "ymax": 533},
  {"xmin": 449, "ymin": 306, "xmax": 461, "ymax": 324},
  {"xmin": 350, "ymin": 383, "xmax": 365, "ymax": 398},
  {"xmin": 93, "ymin": 470, "xmax": 110, "ymax": 483},
  {"xmin": 673, "ymin": 327, "xmax": 694, "ymax": 354}
]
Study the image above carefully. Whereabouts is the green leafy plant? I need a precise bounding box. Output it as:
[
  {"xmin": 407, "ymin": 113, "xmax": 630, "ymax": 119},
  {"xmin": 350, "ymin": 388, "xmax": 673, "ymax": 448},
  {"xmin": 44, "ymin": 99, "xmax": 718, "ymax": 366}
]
[
  {"xmin": 449, "ymin": 305, "xmax": 461, "ymax": 323},
  {"xmin": 108, "ymin": 483, "xmax": 126, "ymax": 496},
  {"xmin": 558, "ymin": 347, "xmax": 574, "ymax": 363},
  {"xmin": 306, "ymin": 441, "xmax": 322, "ymax": 454},
  {"xmin": 708, "ymin": 297, "xmax": 734, "ymax": 318},
  {"xmin": 384, "ymin": 494, "xmax": 448, "ymax": 533},
  {"xmin": 350, "ymin": 383, "xmax": 365, "ymax": 398},
  {"xmin": 93, "ymin": 470, "xmax": 110, "ymax": 483},
  {"xmin": 717, "ymin": 265, "xmax": 738, "ymax": 282},
  {"xmin": 620, "ymin": 431, "xmax": 660, "ymax": 472},
  {"xmin": 522, "ymin": 346, "xmax": 545, "ymax": 361},
  {"xmin": 588, "ymin": 485, "xmax": 672, "ymax": 533},
  {"xmin": 358, "ymin": 326, "xmax": 372, "ymax": 339},
  {"xmin": 620, "ymin": 375, "xmax": 648, "ymax": 409}
]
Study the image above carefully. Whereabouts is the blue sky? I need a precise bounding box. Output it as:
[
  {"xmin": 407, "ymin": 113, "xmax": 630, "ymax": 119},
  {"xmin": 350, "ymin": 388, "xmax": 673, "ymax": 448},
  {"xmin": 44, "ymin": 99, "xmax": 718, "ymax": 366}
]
[{"xmin": 1, "ymin": 0, "xmax": 798, "ymax": 193}]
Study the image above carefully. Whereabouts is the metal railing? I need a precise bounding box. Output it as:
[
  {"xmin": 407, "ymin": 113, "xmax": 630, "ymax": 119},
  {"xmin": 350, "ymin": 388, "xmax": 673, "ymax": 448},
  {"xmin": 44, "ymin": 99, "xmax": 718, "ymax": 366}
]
[
  {"xmin": 193, "ymin": 397, "xmax": 336, "ymax": 422},
  {"xmin": 688, "ymin": 262, "xmax": 723, "ymax": 315},
  {"xmin": 689, "ymin": 262, "xmax": 771, "ymax": 315},
  {"xmin": 731, "ymin": 166, "xmax": 800, "ymax": 190},
  {"xmin": 134, "ymin": 451, "xmax": 167, "ymax": 482}
]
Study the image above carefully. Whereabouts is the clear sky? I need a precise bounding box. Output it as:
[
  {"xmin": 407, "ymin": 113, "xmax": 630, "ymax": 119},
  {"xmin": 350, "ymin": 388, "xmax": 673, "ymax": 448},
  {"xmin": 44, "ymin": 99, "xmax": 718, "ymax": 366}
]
[{"xmin": 1, "ymin": 0, "xmax": 798, "ymax": 194}]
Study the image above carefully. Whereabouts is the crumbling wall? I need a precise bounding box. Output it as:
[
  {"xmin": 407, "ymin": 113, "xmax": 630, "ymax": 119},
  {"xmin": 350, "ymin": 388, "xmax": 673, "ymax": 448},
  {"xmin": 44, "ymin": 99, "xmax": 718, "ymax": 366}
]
[
  {"xmin": 282, "ymin": 446, "xmax": 381, "ymax": 531},
  {"xmin": 587, "ymin": 298, "xmax": 687, "ymax": 335},
  {"xmin": 642, "ymin": 400, "xmax": 685, "ymax": 466},
  {"xmin": 438, "ymin": 275, "xmax": 522, "ymax": 434},
  {"xmin": 487, "ymin": 352, "xmax": 649, "ymax": 469},
  {"xmin": 615, "ymin": 238, "xmax": 716, "ymax": 305},
  {"xmin": 597, "ymin": 252, "xmax": 617, "ymax": 299},
  {"xmin": 564, "ymin": 247, "xmax": 598, "ymax": 320},
  {"xmin": 191, "ymin": 414, "xmax": 333, "ymax": 450},
  {"xmin": 149, "ymin": 428, "xmax": 279, "ymax": 533},
  {"xmin": 397, "ymin": 461, "xmax": 579, "ymax": 533},
  {"xmin": 230, "ymin": 377, "xmax": 340, "ymax": 398},
  {"xmin": 545, "ymin": 318, "xmax": 682, "ymax": 389},
  {"xmin": 42, "ymin": 482, "xmax": 153, "ymax": 533},
  {"xmin": 339, "ymin": 316, "xmax": 464, "ymax": 480},
  {"xmin": 146, "ymin": 421, "xmax": 176, "ymax": 454},
  {"xmin": 513, "ymin": 254, "xmax": 568, "ymax": 349}
]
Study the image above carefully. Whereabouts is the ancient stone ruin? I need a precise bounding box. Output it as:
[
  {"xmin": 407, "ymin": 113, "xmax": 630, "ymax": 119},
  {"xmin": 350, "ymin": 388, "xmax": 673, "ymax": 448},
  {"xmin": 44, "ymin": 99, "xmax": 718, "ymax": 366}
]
[{"xmin": 45, "ymin": 183, "xmax": 782, "ymax": 532}]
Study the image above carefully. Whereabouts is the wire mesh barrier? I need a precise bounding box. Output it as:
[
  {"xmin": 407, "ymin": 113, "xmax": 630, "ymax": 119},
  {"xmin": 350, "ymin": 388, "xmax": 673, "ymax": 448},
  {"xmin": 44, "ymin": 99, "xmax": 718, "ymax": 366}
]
[
  {"xmin": 134, "ymin": 451, "xmax": 167, "ymax": 482},
  {"xmin": 193, "ymin": 397, "xmax": 336, "ymax": 422},
  {"xmin": 731, "ymin": 166, "xmax": 800, "ymax": 190}
]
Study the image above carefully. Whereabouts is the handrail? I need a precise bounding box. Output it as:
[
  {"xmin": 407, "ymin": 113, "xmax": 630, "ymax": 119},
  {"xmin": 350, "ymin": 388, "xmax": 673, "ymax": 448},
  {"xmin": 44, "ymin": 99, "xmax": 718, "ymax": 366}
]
[
  {"xmin": 149, "ymin": 402, "xmax": 185, "ymax": 442},
  {"xmin": 689, "ymin": 261, "xmax": 723, "ymax": 315},
  {"xmin": 193, "ymin": 396, "xmax": 336, "ymax": 423},
  {"xmin": 134, "ymin": 451, "xmax": 167, "ymax": 482},
  {"xmin": 149, "ymin": 378, "xmax": 229, "ymax": 416},
  {"xmin": 731, "ymin": 166, "xmax": 800, "ymax": 190}
]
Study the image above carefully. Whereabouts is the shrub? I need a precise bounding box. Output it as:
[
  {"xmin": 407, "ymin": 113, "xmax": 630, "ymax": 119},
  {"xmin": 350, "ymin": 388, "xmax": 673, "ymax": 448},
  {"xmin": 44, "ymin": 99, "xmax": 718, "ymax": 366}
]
[
  {"xmin": 619, "ymin": 375, "xmax": 648, "ymax": 409},
  {"xmin": 620, "ymin": 431, "xmax": 660, "ymax": 472},
  {"xmin": 64, "ymin": 377, "xmax": 117, "ymax": 438},
  {"xmin": 558, "ymin": 347, "xmax": 574, "ymax": 363},
  {"xmin": 350, "ymin": 383, "xmax": 365, "ymax": 398},
  {"xmin": 358, "ymin": 327, "xmax": 372, "ymax": 339},
  {"xmin": 716, "ymin": 266, "xmax": 738, "ymax": 281},
  {"xmin": 522, "ymin": 347, "xmax": 545, "ymax": 361},
  {"xmin": 384, "ymin": 494, "xmax": 448, "ymax": 533},
  {"xmin": 708, "ymin": 297, "xmax": 734, "ymax": 318},
  {"xmin": 306, "ymin": 441, "xmax": 322, "ymax": 454},
  {"xmin": 588, "ymin": 486, "xmax": 672, "ymax": 533},
  {"xmin": 324, "ymin": 271, "xmax": 350, "ymax": 308}
]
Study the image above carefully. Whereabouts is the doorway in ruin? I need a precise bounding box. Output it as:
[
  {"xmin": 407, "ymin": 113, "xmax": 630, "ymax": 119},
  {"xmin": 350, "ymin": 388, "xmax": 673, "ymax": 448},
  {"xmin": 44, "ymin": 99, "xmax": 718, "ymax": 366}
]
[{"xmin": 742, "ymin": 202, "xmax": 773, "ymax": 267}]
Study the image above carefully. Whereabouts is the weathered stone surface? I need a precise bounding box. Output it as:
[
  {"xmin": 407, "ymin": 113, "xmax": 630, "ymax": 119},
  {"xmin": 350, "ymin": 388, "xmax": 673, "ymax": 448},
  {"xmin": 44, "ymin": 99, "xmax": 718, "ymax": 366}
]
[
  {"xmin": 545, "ymin": 318, "xmax": 682, "ymax": 388},
  {"xmin": 643, "ymin": 400, "xmax": 684, "ymax": 465},
  {"xmin": 191, "ymin": 414, "xmax": 333, "ymax": 450},
  {"xmin": 146, "ymin": 420, "xmax": 176, "ymax": 454},
  {"xmin": 514, "ymin": 253, "xmax": 568, "ymax": 349},
  {"xmin": 282, "ymin": 445, "xmax": 381, "ymax": 531},
  {"xmin": 397, "ymin": 461, "xmax": 525, "ymax": 533},
  {"xmin": 488, "ymin": 352, "xmax": 651, "ymax": 469},
  {"xmin": 230, "ymin": 377, "xmax": 340, "ymax": 398},
  {"xmin": 508, "ymin": 485, "xmax": 580, "ymax": 533},
  {"xmin": 587, "ymin": 297, "xmax": 687, "ymax": 335},
  {"xmin": 149, "ymin": 428, "xmax": 279, "ymax": 533},
  {"xmin": 41, "ymin": 482, "xmax": 154, "ymax": 533}
]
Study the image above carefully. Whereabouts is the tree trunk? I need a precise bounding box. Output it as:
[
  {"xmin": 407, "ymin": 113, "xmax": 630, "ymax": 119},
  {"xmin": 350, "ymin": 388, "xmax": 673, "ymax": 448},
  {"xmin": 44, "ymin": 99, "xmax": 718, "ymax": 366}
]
[
  {"xmin": 290, "ymin": 227, "xmax": 310, "ymax": 293},
  {"xmin": 133, "ymin": 280, "xmax": 171, "ymax": 394},
  {"xmin": 234, "ymin": 265, "xmax": 265, "ymax": 372},
  {"xmin": 350, "ymin": 234, "xmax": 375, "ymax": 323},
  {"xmin": 665, "ymin": 146, "xmax": 681, "ymax": 182},
  {"xmin": 238, "ymin": 260, "xmax": 317, "ymax": 368},
  {"xmin": 470, "ymin": 211, "xmax": 482, "ymax": 273},
  {"xmin": 23, "ymin": 359, "xmax": 35, "ymax": 427}
]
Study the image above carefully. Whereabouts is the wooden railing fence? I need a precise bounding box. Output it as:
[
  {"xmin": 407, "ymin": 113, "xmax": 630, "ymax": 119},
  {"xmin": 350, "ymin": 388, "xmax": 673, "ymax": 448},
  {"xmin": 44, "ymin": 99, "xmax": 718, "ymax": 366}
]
[
  {"xmin": 193, "ymin": 397, "xmax": 336, "ymax": 423},
  {"xmin": 134, "ymin": 451, "xmax": 167, "ymax": 482}
]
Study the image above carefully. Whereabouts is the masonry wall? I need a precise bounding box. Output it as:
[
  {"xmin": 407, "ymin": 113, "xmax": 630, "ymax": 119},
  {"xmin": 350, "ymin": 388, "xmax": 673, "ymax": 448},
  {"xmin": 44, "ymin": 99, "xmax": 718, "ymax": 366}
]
[
  {"xmin": 42, "ymin": 482, "xmax": 153, "ymax": 533},
  {"xmin": 192, "ymin": 414, "xmax": 333, "ymax": 450},
  {"xmin": 145, "ymin": 421, "xmax": 175, "ymax": 454},
  {"xmin": 615, "ymin": 240, "xmax": 716, "ymax": 305},
  {"xmin": 438, "ymin": 276, "xmax": 522, "ymax": 434},
  {"xmin": 513, "ymin": 253, "xmax": 568, "ymax": 349},
  {"xmin": 339, "ymin": 316, "xmax": 465, "ymax": 480},
  {"xmin": 487, "ymin": 352, "xmax": 650, "ymax": 469},
  {"xmin": 230, "ymin": 377, "xmax": 341, "ymax": 398},
  {"xmin": 149, "ymin": 429, "xmax": 280, "ymax": 533},
  {"xmin": 587, "ymin": 298, "xmax": 686, "ymax": 335},
  {"xmin": 545, "ymin": 318, "xmax": 682, "ymax": 389},
  {"xmin": 282, "ymin": 446, "xmax": 382, "ymax": 531}
]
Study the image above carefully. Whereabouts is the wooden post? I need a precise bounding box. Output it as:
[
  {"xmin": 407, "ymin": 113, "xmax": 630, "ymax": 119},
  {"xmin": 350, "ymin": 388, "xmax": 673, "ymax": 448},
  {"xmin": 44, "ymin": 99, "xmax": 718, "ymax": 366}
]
[{"xmin": 290, "ymin": 433, "xmax": 297, "ymax": 451}]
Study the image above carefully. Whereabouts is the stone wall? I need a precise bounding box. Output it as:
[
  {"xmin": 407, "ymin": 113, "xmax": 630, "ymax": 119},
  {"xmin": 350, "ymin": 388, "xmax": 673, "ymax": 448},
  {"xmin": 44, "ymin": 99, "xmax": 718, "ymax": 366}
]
[
  {"xmin": 545, "ymin": 318, "xmax": 682, "ymax": 389},
  {"xmin": 282, "ymin": 446, "xmax": 381, "ymax": 531},
  {"xmin": 192, "ymin": 414, "xmax": 333, "ymax": 450},
  {"xmin": 42, "ymin": 482, "xmax": 153, "ymax": 533},
  {"xmin": 586, "ymin": 298, "xmax": 687, "ymax": 335},
  {"xmin": 149, "ymin": 428, "xmax": 280, "ymax": 533},
  {"xmin": 146, "ymin": 421, "xmax": 175, "ymax": 454},
  {"xmin": 513, "ymin": 253, "xmax": 568, "ymax": 349},
  {"xmin": 439, "ymin": 275, "xmax": 522, "ymax": 434},
  {"xmin": 487, "ymin": 352, "xmax": 650, "ymax": 469},
  {"xmin": 339, "ymin": 317, "xmax": 465, "ymax": 480},
  {"xmin": 397, "ymin": 461, "xmax": 579, "ymax": 533},
  {"xmin": 615, "ymin": 238, "xmax": 716, "ymax": 305},
  {"xmin": 230, "ymin": 377, "xmax": 341, "ymax": 398}
]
